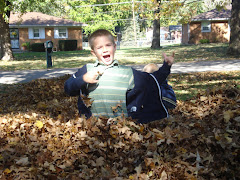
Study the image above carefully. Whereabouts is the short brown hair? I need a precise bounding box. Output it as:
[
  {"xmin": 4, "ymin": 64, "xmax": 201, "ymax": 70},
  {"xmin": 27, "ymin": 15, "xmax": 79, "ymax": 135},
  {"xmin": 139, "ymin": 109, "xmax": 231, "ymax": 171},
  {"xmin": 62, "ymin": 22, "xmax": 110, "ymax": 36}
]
[
  {"xmin": 88, "ymin": 29, "xmax": 115, "ymax": 50},
  {"xmin": 143, "ymin": 63, "xmax": 159, "ymax": 73}
]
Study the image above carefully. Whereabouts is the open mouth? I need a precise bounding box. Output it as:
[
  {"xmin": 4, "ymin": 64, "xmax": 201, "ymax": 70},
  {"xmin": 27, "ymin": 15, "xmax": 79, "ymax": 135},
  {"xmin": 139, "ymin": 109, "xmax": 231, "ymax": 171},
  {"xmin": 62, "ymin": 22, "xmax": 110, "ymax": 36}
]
[{"xmin": 103, "ymin": 55, "xmax": 111, "ymax": 61}]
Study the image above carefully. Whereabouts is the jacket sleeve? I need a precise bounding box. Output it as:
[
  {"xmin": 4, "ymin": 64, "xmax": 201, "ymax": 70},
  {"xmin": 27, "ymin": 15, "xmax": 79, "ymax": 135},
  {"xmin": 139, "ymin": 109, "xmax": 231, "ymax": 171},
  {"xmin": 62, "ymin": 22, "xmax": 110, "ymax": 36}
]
[
  {"xmin": 64, "ymin": 65, "xmax": 88, "ymax": 96},
  {"xmin": 152, "ymin": 61, "xmax": 171, "ymax": 84}
]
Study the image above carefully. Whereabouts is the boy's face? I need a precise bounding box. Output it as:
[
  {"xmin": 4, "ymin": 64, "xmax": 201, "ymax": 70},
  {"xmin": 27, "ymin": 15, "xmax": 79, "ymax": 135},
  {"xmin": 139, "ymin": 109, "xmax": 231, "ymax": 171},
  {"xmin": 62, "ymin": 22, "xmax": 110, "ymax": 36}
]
[{"xmin": 91, "ymin": 35, "xmax": 116, "ymax": 66}]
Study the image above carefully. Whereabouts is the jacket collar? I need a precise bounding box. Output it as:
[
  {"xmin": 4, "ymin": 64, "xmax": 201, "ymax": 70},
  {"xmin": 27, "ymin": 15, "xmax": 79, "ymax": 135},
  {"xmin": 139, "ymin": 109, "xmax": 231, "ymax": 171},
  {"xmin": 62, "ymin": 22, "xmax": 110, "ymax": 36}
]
[{"xmin": 93, "ymin": 60, "xmax": 119, "ymax": 68}]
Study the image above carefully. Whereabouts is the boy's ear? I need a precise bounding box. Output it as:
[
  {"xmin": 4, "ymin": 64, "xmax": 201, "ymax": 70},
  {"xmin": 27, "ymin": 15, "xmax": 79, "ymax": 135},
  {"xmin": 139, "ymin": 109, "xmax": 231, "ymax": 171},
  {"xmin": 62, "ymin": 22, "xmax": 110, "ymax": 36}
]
[{"xmin": 91, "ymin": 49, "xmax": 96, "ymax": 57}]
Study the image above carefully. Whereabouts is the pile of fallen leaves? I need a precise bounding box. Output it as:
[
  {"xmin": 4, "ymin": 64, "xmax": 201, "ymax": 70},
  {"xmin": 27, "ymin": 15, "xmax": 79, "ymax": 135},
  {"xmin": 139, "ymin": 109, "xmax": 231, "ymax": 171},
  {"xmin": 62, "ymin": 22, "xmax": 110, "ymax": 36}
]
[{"xmin": 0, "ymin": 75, "xmax": 239, "ymax": 179}]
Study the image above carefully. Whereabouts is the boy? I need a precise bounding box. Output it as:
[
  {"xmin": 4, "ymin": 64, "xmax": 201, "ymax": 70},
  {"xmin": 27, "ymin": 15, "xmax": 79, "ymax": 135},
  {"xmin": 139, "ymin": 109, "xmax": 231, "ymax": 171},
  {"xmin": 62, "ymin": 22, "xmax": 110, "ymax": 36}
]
[
  {"xmin": 64, "ymin": 29, "xmax": 175, "ymax": 123},
  {"xmin": 127, "ymin": 52, "xmax": 176, "ymax": 123}
]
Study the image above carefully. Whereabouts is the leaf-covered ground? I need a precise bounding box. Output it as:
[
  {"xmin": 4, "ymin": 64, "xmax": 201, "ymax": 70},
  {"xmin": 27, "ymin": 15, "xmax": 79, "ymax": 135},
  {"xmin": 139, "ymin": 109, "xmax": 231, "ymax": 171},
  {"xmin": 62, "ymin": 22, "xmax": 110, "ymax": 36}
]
[{"xmin": 0, "ymin": 73, "xmax": 239, "ymax": 179}]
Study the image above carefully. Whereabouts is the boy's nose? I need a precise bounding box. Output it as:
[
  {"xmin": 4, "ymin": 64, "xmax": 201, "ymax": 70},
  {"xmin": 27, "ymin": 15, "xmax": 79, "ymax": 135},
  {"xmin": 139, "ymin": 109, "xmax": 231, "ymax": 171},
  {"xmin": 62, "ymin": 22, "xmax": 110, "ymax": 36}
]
[{"xmin": 103, "ymin": 46, "xmax": 107, "ymax": 52}]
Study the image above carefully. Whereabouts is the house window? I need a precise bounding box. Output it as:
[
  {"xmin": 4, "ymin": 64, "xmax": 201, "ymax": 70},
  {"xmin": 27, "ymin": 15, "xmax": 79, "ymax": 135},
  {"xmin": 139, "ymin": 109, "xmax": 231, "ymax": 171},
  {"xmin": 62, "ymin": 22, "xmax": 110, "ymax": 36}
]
[
  {"xmin": 33, "ymin": 29, "xmax": 40, "ymax": 38},
  {"xmin": 54, "ymin": 28, "xmax": 68, "ymax": 39},
  {"xmin": 59, "ymin": 28, "xmax": 67, "ymax": 38},
  {"xmin": 10, "ymin": 29, "xmax": 19, "ymax": 39},
  {"xmin": 28, "ymin": 28, "xmax": 45, "ymax": 39},
  {"xmin": 201, "ymin": 21, "xmax": 211, "ymax": 32}
]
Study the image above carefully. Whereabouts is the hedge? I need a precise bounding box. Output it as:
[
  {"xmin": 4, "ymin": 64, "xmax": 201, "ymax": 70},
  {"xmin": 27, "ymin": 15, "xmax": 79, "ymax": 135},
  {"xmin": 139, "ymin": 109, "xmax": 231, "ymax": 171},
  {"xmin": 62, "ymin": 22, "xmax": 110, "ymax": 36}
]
[
  {"xmin": 200, "ymin": 39, "xmax": 210, "ymax": 44},
  {"xmin": 58, "ymin": 40, "xmax": 77, "ymax": 51},
  {"xmin": 31, "ymin": 43, "xmax": 45, "ymax": 52}
]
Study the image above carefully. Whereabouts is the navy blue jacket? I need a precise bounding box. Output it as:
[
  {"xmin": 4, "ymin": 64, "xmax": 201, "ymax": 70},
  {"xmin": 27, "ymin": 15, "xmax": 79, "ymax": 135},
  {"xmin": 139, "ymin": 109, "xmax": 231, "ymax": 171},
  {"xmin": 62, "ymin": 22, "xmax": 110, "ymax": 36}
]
[
  {"xmin": 126, "ymin": 62, "xmax": 176, "ymax": 123},
  {"xmin": 64, "ymin": 61, "xmax": 176, "ymax": 123}
]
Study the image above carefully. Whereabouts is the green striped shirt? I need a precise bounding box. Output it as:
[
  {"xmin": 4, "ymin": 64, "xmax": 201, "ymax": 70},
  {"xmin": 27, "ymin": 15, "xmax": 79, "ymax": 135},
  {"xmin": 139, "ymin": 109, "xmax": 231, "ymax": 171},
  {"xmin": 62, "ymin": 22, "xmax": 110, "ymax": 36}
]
[{"xmin": 87, "ymin": 60, "xmax": 134, "ymax": 118}]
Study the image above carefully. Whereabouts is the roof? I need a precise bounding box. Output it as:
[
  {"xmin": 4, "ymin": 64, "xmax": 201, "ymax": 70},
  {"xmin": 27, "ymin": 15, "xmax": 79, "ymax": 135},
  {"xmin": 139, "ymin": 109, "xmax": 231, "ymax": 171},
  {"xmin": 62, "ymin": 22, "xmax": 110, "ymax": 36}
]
[
  {"xmin": 192, "ymin": 6, "xmax": 231, "ymax": 21},
  {"xmin": 9, "ymin": 12, "xmax": 87, "ymax": 27}
]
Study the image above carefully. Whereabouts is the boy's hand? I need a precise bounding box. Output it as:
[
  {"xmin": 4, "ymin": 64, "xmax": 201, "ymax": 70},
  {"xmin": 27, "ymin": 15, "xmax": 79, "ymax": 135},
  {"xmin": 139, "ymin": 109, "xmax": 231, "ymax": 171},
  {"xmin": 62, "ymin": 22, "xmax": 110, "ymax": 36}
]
[
  {"xmin": 162, "ymin": 52, "xmax": 175, "ymax": 66},
  {"xmin": 83, "ymin": 71, "xmax": 99, "ymax": 84}
]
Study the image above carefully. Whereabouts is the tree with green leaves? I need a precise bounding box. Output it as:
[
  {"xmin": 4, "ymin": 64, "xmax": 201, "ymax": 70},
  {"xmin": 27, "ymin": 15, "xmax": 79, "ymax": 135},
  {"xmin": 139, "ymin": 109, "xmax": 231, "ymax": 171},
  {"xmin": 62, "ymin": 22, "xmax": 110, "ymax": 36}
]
[
  {"xmin": 0, "ymin": 0, "xmax": 206, "ymax": 60},
  {"xmin": 65, "ymin": 0, "xmax": 204, "ymax": 49},
  {"xmin": 66, "ymin": 0, "xmax": 134, "ymax": 35},
  {"xmin": 151, "ymin": 0, "xmax": 208, "ymax": 49},
  {"xmin": 121, "ymin": 16, "xmax": 145, "ymax": 46}
]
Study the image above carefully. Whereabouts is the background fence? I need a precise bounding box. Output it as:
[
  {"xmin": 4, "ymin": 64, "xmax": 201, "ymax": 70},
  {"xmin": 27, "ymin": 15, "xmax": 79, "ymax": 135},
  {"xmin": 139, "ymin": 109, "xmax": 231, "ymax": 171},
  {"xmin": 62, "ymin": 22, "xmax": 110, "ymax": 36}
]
[{"xmin": 82, "ymin": 39, "xmax": 181, "ymax": 49}]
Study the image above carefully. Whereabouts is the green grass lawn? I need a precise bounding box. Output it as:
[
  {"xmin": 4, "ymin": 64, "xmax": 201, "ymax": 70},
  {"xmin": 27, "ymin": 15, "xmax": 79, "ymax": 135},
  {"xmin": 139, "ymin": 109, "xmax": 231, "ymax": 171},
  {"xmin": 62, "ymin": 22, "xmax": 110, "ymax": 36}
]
[
  {"xmin": 168, "ymin": 71, "xmax": 240, "ymax": 101},
  {"xmin": 0, "ymin": 43, "xmax": 238, "ymax": 71}
]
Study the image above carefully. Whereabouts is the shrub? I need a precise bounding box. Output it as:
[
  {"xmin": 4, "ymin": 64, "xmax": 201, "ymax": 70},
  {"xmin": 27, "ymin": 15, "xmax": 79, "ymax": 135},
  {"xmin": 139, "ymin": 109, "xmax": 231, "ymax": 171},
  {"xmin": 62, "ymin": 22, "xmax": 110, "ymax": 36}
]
[
  {"xmin": 31, "ymin": 43, "xmax": 45, "ymax": 52},
  {"xmin": 58, "ymin": 40, "xmax": 77, "ymax": 51},
  {"xmin": 21, "ymin": 42, "xmax": 30, "ymax": 51},
  {"xmin": 200, "ymin": 39, "xmax": 210, "ymax": 44}
]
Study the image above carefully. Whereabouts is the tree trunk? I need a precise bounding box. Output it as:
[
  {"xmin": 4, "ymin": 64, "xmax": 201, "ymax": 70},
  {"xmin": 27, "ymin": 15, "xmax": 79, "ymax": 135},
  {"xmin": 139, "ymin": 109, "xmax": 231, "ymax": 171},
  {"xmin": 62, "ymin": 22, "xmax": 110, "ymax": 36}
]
[
  {"xmin": 151, "ymin": 0, "xmax": 161, "ymax": 49},
  {"xmin": 151, "ymin": 19, "xmax": 161, "ymax": 49},
  {"xmin": 227, "ymin": 0, "xmax": 240, "ymax": 56},
  {"xmin": 0, "ymin": 13, "xmax": 14, "ymax": 61}
]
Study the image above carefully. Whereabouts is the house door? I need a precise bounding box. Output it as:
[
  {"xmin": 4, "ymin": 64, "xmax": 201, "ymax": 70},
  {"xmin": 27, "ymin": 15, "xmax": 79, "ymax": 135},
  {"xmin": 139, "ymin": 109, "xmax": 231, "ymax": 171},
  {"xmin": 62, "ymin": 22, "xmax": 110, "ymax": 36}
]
[{"xmin": 10, "ymin": 28, "xmax": 19, "ymax": 49}]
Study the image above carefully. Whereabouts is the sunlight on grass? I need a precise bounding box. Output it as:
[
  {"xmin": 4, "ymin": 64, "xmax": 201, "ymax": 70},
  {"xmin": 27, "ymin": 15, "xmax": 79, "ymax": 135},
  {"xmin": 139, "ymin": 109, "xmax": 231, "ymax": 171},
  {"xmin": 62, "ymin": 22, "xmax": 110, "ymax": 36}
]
[
  {"xmin": 53, "ymin": 57, "xmax": 96, "ymax": 69},
  {"xmin": 0, "ymin": 60, "xmax": 46, "ymax": 70},
  {"xmin": 169, "ymin": 71, "xmax": 240, "ymax": 101}
]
